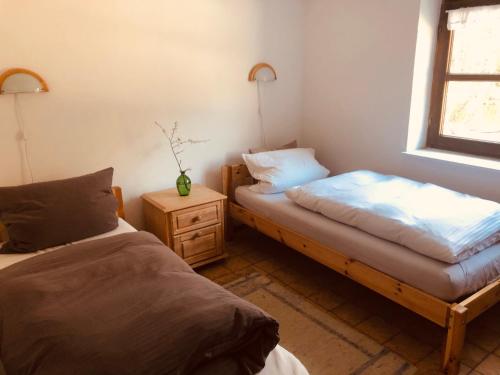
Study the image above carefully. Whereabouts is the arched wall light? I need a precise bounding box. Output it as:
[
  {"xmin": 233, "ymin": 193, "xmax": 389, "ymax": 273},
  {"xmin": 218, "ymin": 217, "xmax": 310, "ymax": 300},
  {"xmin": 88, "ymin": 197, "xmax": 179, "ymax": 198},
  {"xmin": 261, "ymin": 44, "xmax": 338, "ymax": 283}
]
[
  {"xmin": 0, "ymin": 68, "xmax": 49, "ymax": 95},
  {"xmin": 248, "ymin": 63, "xmax": 277, "ymax": 82},
  {"xmin": 0, "ymin": 67, "xmax": 49, "ymax": 184},
  {"xmin": 248, "ymin": 63, "xmax": 277, "ymax": 149}
]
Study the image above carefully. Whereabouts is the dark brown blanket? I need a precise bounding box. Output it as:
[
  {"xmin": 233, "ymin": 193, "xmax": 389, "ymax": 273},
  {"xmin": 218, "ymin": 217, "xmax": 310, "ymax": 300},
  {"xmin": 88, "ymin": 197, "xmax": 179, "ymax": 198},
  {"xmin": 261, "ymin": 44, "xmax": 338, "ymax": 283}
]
[{"xmin": 0, "ymin": 232, "xmax": 279, "ymax": 375}]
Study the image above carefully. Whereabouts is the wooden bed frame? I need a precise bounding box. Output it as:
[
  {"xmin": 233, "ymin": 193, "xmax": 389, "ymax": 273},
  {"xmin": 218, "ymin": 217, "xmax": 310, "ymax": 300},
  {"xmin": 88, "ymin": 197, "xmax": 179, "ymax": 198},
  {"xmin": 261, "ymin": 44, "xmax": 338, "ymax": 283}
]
[
  {"xmin": 112, "ymin": 186, "xmax": 126, "ymax": 220},
  {"xmin": 222, "ymin": 164, "xmax": 499, "ymax": 375}
]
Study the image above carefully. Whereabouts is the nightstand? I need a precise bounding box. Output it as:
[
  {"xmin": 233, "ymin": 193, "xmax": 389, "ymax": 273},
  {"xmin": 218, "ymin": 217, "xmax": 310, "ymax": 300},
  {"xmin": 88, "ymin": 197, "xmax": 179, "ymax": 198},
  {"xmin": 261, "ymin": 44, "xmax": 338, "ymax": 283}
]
[{"xmin": 142, "ymin": 184, "xmax": 227, "ymax": 268}]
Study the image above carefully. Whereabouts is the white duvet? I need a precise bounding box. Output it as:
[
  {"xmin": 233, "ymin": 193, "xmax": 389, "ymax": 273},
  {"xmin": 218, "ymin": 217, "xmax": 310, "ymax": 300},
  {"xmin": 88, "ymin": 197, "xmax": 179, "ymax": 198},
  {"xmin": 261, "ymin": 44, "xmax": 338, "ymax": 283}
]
[{"xmin": 286, "ymin": 171, "xmax": 500, "ymax": 264}]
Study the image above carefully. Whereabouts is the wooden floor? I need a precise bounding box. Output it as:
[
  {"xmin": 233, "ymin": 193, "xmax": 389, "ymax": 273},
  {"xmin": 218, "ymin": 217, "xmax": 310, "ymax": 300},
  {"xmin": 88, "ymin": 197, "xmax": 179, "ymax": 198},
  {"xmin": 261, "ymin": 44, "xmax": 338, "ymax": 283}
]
[{"xmin": 197, "ymin": 226, "xmax": 500, "ymax": 375}]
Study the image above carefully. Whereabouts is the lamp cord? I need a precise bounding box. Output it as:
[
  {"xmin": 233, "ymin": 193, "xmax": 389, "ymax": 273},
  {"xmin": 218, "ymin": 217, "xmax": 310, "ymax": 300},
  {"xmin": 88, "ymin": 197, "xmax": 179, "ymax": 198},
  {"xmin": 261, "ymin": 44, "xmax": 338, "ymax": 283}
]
[
  {"xmin": 14, "ymin": 93, "xmax": 34, "ymax": 184},
  {"xmin": 256, "ymin": 80, "xmax": 267, "ymax": 148}
]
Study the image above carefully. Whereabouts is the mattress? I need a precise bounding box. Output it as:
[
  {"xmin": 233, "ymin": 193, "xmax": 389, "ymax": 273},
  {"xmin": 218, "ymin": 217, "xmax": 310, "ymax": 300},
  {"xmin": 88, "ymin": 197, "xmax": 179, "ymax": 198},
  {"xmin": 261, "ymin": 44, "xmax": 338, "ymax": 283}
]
[
  {"xmin": 0, "ymin": 218, "xmax": 308, "ymax": 375},
  {"xmin": 236, "ymin": 186, "xmax": 500, "ymax": 301}
]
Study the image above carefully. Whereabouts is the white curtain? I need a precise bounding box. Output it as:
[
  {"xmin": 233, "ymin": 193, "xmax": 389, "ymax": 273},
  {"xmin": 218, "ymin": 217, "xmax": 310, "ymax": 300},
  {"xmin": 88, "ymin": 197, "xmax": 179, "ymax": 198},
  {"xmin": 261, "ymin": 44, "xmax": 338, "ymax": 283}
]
[{"xmin": 447, "ymin": 4, "xmax": 500, "ymax": 30}]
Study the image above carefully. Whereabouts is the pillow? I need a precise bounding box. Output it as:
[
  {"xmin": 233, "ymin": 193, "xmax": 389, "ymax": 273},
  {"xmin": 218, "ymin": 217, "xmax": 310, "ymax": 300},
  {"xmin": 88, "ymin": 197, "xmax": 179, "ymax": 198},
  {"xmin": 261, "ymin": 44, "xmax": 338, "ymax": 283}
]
[
  {"xmin": 0, "ymin": 168, "xmax": 118, "ymax": 253},
  {"xmin": 242, "ymin": 148, "xmax": 330, "ymax": 194},
  {"xmin": 249, "ymin": 140, "xmax": 298, "ymax": 154}
]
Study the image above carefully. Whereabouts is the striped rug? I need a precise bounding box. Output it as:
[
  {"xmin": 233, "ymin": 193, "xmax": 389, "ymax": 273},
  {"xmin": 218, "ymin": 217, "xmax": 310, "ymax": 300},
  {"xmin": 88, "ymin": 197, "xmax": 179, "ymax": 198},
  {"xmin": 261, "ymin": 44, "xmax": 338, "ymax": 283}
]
[{"xmin": 224, "ymin": 272, "xmax": 416, "ymax": 375}]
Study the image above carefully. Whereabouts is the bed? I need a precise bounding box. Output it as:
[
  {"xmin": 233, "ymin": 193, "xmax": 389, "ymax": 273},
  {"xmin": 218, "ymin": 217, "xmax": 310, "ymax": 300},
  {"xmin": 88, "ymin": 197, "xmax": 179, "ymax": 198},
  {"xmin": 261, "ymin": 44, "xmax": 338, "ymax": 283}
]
[
  {"xmin": 222, "ymin": 164, "xmax": 500, "ymax": 375},
  {"xmin": 236, "ymin": 185, "xmax": 500, "ymax": 302},
  {"xmin": 0, "ymin": 179, "xmax": 308, "ymax": 375}
]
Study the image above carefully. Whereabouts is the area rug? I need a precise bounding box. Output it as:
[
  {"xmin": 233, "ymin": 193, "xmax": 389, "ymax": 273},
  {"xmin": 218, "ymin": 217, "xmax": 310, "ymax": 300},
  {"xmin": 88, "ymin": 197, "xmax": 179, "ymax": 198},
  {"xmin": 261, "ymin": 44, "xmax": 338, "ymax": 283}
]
[{"xmin": 223, "ymin": 272, "xmax": 417, "ymax": 375}]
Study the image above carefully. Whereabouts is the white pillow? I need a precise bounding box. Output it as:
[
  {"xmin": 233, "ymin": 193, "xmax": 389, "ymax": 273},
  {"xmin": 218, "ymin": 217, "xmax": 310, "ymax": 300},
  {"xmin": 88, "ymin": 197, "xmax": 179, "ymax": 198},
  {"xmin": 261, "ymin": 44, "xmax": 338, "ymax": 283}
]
[{"xmin": 242, "ymin": 148, "xmax": 330, "ymax": 194}]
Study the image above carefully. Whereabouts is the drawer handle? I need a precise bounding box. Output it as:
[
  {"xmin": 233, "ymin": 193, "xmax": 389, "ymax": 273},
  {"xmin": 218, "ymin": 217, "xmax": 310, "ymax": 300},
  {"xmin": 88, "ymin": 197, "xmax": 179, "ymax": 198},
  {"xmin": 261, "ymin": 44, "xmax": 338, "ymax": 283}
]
[
  {"xmin": 192, "ymin": 215, "xmax": 202, "ymax": 223},
  {"xmin": 191, "ymin": 232, "xmax": 201, "ymax": 240}
]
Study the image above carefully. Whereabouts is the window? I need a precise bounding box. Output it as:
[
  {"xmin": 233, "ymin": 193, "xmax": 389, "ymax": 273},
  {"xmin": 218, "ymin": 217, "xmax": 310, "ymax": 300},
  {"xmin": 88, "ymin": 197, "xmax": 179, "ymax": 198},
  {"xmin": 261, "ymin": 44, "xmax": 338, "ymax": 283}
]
[{"xmin": 428, "ymin": 0, "xmax": 500, "ymax": 158}]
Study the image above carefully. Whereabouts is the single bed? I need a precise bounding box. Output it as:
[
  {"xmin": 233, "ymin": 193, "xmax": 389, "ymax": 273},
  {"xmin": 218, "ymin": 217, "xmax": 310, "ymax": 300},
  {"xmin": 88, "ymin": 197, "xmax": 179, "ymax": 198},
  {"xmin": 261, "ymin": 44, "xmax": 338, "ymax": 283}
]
[
  {"xmin": 236, "ymin": 185, "xmax": 500, "ymax": 302},
  {"xmin": 0, "ymin": 188, "xmax": 308, "ymax": 375},
  {"xmin": 222, "ymin": 164, "xmax": 500, "ymax": 375}
]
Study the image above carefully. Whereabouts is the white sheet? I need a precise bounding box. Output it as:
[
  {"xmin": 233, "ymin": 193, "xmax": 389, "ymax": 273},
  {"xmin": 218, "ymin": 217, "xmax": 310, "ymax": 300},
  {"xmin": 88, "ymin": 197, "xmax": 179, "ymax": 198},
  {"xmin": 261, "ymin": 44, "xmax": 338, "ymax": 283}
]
[
  {"xmin": 0, "ymin": 219, "xmax": 307, "ymax": 375},
  {"xmin": 259, "ymin": 345, "xmax": 309, "ymax": 375},
  {"xmin": 236, "ymin": 185, "xmax": 500, "ymax": 301},
  {"xmin": 286, "ymin": 171, "xmax": 500, "ymax": 264},
  {"xmin": 0, "ymin": 218, "xmax": 137, "ymax": 271}
]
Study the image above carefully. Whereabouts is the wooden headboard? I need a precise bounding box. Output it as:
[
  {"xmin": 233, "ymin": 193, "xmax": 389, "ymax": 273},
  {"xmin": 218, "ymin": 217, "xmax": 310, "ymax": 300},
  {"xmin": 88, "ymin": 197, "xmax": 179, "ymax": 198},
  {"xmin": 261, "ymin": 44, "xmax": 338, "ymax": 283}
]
[
  {"xmin": 112, "ymin": 186, "xmax": 126, "ymax": 220},
  {"xmin": 221, "ymin": 164, "xmax": 253, "ymax": 203},
  {"xmin": 0, "ymin": 186, "xmax": 125, "ymax": 243}
]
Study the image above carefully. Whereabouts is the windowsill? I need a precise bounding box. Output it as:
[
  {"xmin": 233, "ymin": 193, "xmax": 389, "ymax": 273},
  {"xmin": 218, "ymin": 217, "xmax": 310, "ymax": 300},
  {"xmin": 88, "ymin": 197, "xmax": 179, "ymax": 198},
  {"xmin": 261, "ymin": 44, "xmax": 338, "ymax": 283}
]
[{"xmin": 404, "ymin": 148, "xmax": 500, "ymax": 171}]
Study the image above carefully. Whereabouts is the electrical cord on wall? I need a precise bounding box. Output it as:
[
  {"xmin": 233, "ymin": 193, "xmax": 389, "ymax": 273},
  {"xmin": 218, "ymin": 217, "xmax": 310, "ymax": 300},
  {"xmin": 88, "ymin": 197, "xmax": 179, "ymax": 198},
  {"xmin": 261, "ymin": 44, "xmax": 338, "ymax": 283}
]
[
  {"xmin": 14, "ymin": 93, "xmax": 34, "ymax": 183},
  {"xmin": 256, "ymin": 80, "xmax": 268, "ymax": 149}
]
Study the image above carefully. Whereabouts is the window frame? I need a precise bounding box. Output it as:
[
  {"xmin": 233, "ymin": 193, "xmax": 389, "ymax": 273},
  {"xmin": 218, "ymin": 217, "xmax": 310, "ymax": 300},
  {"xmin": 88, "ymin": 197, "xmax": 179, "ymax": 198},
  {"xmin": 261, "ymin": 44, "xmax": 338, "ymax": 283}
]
[{"xmin": 427, "ymin": 0, "xmax": 500, "ymax": 159}]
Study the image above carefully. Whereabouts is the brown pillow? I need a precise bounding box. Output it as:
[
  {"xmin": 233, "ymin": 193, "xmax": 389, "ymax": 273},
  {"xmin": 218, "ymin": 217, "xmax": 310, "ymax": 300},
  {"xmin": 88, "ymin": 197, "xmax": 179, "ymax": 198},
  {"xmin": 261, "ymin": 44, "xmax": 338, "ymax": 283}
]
[
  {"xmin": 249, "ymin": 140, "xmax": 298, "ymax": 154},
  {"xmin": 0, "ymin": 168, "xmax": 118, "ymax": 253}
]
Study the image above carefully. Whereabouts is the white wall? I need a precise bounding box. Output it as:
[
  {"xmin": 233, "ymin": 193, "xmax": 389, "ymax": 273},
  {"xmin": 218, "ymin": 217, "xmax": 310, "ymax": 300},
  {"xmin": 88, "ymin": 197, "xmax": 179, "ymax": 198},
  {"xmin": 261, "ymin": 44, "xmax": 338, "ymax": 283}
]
[
  {"xmin": 2, "ymin": 0, "xmax": 498, "ymax": 231},
  {"xmin": 0, "ymin": 0, "xmax": 304, "ymax": 227},
  {"xmin": 303, "ymin": 0, "xmax": 500, "ymax": 202}
]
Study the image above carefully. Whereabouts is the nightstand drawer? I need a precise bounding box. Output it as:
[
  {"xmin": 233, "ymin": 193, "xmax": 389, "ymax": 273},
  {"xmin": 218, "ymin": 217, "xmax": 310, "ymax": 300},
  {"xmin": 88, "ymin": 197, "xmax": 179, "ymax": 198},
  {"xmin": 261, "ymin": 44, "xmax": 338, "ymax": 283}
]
[
  {"xmin": 173, "ymin": 224, "xmax": 223, "ymax": 265},
  {"xmin": 171, "ymin": 201, "xmax": 221, "ymax": 234}
]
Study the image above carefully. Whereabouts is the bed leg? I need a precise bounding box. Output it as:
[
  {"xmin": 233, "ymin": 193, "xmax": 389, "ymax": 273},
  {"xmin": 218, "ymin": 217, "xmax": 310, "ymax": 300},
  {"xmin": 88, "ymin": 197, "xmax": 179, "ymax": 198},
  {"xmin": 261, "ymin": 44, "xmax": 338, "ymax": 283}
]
[
  {"xmin": 226, "ymin": 216, "xmax": 235, "ymax": 241},
  {"xmin": 223, "ymin": 200, "xmax": 234, "ymax": 242},
  {"xmin": 442, "ymin": 304, "xmax": 467, "ymax": 375}
]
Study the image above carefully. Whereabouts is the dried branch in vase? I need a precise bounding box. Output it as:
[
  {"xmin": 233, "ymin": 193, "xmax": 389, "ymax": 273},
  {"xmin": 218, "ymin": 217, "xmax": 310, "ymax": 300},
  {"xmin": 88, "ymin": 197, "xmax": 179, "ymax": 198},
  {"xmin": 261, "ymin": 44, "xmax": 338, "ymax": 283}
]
[{"xmin": 154, "ymin": 121, "xmax": 209, "ymax": 174}]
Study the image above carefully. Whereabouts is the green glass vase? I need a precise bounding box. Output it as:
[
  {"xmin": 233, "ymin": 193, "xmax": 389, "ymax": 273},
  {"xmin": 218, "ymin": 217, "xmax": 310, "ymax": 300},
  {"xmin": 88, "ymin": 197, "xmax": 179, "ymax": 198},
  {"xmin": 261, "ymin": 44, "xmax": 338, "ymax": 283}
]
[{"xmin": 176, "ymin": 171, "xmax": 192, "ymax": 196}]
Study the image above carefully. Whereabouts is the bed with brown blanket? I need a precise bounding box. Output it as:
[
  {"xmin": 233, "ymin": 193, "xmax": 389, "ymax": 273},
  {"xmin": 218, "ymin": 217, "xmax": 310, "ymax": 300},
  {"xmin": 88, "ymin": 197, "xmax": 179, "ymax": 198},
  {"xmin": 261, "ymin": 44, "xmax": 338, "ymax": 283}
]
[
  {"xmin": 0, "ymin": 231, "xmax": 279, "ymax": 375},
  {"xmin": 0, "ymin": 169, "xmax": 307, "ymax": 375}
]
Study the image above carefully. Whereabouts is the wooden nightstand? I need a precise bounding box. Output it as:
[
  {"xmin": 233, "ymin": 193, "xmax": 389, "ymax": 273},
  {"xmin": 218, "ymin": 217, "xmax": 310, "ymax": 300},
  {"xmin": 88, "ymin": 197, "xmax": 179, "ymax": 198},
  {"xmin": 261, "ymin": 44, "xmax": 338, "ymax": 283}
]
[{"xmin": 142, "ymin": 184, "xmax": 227, "ymax": 268}]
